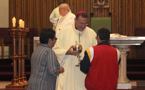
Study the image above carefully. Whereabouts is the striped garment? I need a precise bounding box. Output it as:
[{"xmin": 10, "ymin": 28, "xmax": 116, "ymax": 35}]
[{"xmin": 27, "ymin": 44, "xmax": 60, "ymax": 90}]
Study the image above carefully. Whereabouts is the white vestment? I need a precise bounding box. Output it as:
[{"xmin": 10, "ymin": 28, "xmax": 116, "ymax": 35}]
[
  {"xmin": 49, "ymin": 7, "xmax": 75, "ymax": 30},
  {"xmin": 53, "ymin": 26, "xmax": 97, "ymax": 90},
  {"xmin": 49, "ymin": 7, "xmax": 60, "ymax": 28}
]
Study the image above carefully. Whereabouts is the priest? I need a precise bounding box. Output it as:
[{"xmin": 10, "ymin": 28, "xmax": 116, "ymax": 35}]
[{"xmin": 53, "ymin": 11, "xmax": 97, "ymax": 90}]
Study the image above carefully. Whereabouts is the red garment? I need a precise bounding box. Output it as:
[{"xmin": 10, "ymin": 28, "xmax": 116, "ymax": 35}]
[{"xmin": 85, "ymin": 45, "xmax": 119, "ymax": 90}]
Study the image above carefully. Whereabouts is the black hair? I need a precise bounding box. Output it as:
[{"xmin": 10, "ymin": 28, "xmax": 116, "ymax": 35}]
[
  {"xmin": 97, "ymin": 28, "xmax": 110, "ymax": 44},
  {"xmin": 40, "ymin": 28, "xmax": 56, "ymax": 44}
]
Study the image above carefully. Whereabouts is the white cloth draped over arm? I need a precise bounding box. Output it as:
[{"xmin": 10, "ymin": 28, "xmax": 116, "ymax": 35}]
[{"xmin": 49, "ymin": 7, "xmax": 60, "ymax": 24}]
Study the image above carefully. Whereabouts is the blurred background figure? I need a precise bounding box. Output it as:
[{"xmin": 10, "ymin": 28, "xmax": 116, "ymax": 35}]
[{"xmin": 49, "ymin": 3, "xmax": 75, "ymax": 32}]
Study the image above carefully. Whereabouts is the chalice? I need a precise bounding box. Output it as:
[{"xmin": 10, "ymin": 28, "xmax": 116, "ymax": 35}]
[{"xmin": 74, "ymin": 43, "xmax": 82, "ymax": 66}]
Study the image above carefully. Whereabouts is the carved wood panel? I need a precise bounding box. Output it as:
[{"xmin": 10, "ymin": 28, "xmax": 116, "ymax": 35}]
[
  {"xmin": 9, "ymin": 0, "xmax": 145, "ymax": 35},
  {"xmin": 92, "ymin": 0, "xmax": 111, "ymax": 17},
  {"xmin": 8, "ymin": 0, "xmax": 145, "ymax": 59}
]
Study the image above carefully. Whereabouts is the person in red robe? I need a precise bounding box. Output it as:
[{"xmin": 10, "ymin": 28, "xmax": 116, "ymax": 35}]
[{"xmin": 80, "ymin": 28, "xmax": 120, "ymax": 90}]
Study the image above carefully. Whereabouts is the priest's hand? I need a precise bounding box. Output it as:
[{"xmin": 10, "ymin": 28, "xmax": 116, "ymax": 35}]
[{"xmin": 66, "ymin": 45, "xmax": 79, "ymax": 56}]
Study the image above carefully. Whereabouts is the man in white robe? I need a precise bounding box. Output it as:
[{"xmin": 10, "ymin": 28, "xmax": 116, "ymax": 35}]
[
  {"xmin": 49, "ymin": 3, "xmax": 75, "ymax": 31},
  {"xmin": 53, "ymin": 11, "xmax": 97, "ymax": 90}
]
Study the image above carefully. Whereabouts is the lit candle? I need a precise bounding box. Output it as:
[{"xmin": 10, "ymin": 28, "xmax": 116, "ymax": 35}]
[
  {"xmin": 22, "ymin": 20, "xmax": 25, "ymax": 28},
  {"xmin": 12, "ymin": 17, "xmax": 16, "ymax": 28},
  {"xmin": 19, "ymin": 19, "xmax": 23, "ymax": 28},
  {"xmin": 23, "ymin": 21, "xmax": 25, "ymax": 28}
]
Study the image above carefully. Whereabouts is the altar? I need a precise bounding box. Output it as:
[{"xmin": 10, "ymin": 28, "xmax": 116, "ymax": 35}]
[{"xmin": 110, "ymin": 36, "xmax": 145, "ymax": 89}]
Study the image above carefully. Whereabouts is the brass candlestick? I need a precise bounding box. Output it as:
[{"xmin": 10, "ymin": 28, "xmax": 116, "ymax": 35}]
[
  {"xmin": 6, "ymin": 29, "xmax": 21, "ymax": 88},
  {"xmin": 6, "ymin": 28, "xmax": 28, "ymax": 89},
  {"xmin": 20, "ymin": 29, "xmax": 28, "ymax": 85}
]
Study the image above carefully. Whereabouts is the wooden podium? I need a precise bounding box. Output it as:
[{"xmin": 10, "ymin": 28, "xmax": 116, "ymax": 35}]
[
  {"xmin": 6, "ymin": 28, "xmax": 29, "ymax": 89},
  {"xmin": 110, "ymin": 36, "xmax": 145, "ymax": 89}
]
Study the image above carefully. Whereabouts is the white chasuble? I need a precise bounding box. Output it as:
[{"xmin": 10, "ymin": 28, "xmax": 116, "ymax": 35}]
[{"xmin": 53, "ymin": 25, "xmax": 97, "ymax": 90}]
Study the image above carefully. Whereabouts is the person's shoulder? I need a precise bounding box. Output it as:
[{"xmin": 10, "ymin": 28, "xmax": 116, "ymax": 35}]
[
  {"xmin": 53, "ymin": 6, "xmax": 59, "ymax": 11},
  {"xmin": 71, "ymin": 13, "xmax": 76, "ymax": 17},
  {"xmin": 86, "ymin": 26, "xmax": 94, "ymax": 31},
  {"xmin": 71, "ymin": 14, "xmax": 76, "ymax": 19},
  {"xmin": 68, "ymin": 12, "xmax": 76, "ymax": 18},
  {"xmin": 86, "ymin": 46, "xmax": 94, "ymax": 51},
  {"xmin": 86, "ymin": 26, "xmax": 96, "ymax": 35},
  {"xmin": 45, "ymin": 47, "xmax": 55, "ymax": 53}
]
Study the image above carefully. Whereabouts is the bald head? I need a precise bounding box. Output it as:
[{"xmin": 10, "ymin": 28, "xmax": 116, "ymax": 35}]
[{"xmin": 59, "ymin": 3, "xmax": 70, "ymax": 16}]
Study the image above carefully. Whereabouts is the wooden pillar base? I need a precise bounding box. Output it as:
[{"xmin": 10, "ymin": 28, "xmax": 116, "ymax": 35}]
[{"xmin": 6, "ymin": 82, "xmax": 25, "ymax": 89}]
